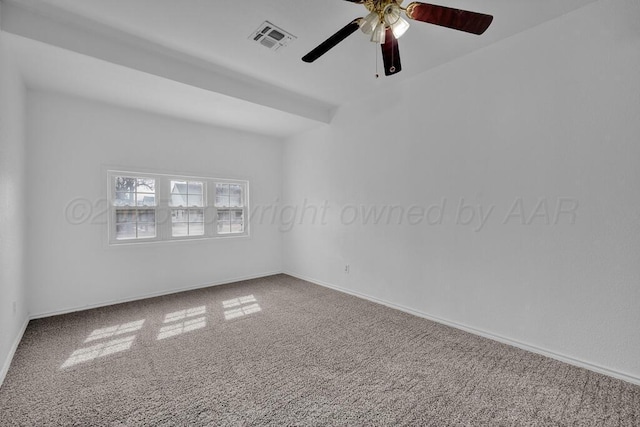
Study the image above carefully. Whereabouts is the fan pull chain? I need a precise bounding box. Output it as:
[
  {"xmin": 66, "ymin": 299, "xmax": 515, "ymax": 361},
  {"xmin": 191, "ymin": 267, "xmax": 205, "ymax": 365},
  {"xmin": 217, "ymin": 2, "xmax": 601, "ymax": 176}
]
[{"xmin": 375, "ymin": 44, "xmax": 380, "ymax": 79}]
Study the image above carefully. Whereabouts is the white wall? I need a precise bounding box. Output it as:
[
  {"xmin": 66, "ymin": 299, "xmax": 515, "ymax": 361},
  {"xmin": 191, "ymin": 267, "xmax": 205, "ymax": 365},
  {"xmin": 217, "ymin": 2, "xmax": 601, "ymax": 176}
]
[
  {"xmin": 283, "ymin": 0, "xmax": 640, "ymax": 381},
  {"xmin": 0, "ymin": 16, "xmax": 28, "ymax": 381},
  {"xmin": 26, "ymin": 91, "xmax": 283, "ymax": 316}
]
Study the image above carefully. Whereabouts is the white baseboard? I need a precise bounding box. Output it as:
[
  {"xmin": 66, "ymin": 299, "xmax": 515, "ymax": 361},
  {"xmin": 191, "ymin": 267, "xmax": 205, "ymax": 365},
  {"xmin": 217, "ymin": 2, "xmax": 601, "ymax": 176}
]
[
  {"xmin": 284, "ymin": 271, "xmax": 640, "ymax": 386},
  {"xmin": 30, "ymin": 271, "xmax": 283, "ymax": 319},
  {"xmin": 0, "ymin": 316, "xmax": 29, "ymax": 388}
]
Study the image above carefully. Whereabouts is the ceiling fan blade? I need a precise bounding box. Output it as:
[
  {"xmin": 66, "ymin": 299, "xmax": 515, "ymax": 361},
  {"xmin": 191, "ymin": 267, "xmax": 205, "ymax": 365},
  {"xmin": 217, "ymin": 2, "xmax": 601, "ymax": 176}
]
[
  {"xmin": 302, "ymin": 18, "xmax": 362, "ymax": 63},
  {"xmin": 405, "ymin": 2, "xmax": 493, "ymax": 35},
  {"xmin": 381, "ymin": 29, "xmax": 401, "ymax": 76}
]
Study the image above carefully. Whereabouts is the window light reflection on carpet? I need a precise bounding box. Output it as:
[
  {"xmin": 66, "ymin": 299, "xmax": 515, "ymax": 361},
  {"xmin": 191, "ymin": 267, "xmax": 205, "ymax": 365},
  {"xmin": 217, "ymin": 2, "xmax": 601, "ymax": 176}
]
[
  {"xmin": 224, "ymin": 302, "xmax": 261, "ymax": 320},
  {"xmin": 163, "ymin": 306, "xmax": 207, "ymax": 323},
  {"xmin": 84, "ymin": 319, "xmax": 145, "ymax": 343},
  {"xmin": 61, "ymin": 335, "xmax": 136, "ymax": 368},
  {"xmin": 157, "ymin": 316, "xmax": 207, "ymax": 340},
  {"xmin": 222, "ymin": 295, "xmax": 257, "ymax": 309}
]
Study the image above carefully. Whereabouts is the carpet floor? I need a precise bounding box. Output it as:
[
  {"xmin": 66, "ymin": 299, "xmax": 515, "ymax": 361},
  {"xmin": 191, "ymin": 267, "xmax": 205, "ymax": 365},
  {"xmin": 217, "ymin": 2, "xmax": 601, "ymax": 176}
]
[{"xmin": 0, "ymin": 274, "xmax": 638, "ymax": 426}]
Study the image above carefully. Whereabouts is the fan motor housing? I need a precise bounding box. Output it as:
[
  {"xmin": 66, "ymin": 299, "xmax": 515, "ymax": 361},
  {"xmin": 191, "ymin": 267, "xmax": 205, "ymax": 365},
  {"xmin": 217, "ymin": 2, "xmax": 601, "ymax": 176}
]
[{"xmin": 364, "ymin": 0, "xmax": 402, "ymax": 14}]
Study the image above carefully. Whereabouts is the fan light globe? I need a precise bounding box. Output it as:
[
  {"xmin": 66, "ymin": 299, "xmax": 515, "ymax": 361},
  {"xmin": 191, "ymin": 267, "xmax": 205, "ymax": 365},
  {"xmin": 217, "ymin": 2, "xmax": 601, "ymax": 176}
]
[
  {"xmin": 360, "ymin": 11, "xmax": 380, "ymax": 35},
  {"xmin": 390, "ymin": 16, "xmax": 410, "ymax": 38},
  {"xmin": 371, "ymin": 22, "xmax": 386, "ymax": 44}
]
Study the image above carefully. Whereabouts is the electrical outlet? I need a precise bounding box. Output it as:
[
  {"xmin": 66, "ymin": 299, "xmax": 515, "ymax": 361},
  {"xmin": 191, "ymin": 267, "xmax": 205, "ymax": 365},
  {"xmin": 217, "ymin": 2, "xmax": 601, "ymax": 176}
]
[{"xmin": 344, "ymin": 264, "xmax": 350, "ymax": 274}]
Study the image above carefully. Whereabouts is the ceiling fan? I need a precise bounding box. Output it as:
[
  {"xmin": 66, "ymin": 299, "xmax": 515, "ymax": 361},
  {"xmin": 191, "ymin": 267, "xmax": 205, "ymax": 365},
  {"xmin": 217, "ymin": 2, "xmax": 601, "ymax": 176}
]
[{"xmin": 302, "ymin": 0, "xmax": 493, "ymax": 76}]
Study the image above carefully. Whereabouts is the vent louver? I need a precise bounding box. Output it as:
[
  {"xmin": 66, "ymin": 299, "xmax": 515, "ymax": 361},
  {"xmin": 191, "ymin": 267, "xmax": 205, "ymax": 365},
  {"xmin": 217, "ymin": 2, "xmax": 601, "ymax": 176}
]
[{"xmin": 250, "ymin": 21, "xmax": 296, "ymax": 52}]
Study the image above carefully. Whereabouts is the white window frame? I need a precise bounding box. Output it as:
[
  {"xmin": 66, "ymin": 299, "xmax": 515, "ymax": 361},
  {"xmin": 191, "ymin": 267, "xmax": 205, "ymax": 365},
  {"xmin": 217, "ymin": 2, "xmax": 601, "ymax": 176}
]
[
  {"xmin": 108, "ymin": 170, "xmax": 249, "ymax": 245},
  {"xmin": 108, "ymin": 172, "xmax": 161, "ymax": 245},
  {"xmin": 214, "ymin": 182, "xmax": 248, "ymax": 236},
  {"xmin": 168, "ymin": 178, "xmax": 208, "ymax": 240}
]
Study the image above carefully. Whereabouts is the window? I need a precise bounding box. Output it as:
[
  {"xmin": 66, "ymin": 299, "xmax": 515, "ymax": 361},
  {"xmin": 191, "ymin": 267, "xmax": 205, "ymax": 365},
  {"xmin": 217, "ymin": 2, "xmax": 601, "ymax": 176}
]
[
  {"xmin": 170, "ymin": 180, "xmax": 205, "ymax": 237},
  {"xmin": 108, "ymin": 171, "xmax": 248, "ymax": 244},
  {"xmin": 113, "ymin": 176, "xmax": 157, "ymax": 241},
  {"xmin": 215, "ymin": 183, "xmax": 245, "ymax": 234}
]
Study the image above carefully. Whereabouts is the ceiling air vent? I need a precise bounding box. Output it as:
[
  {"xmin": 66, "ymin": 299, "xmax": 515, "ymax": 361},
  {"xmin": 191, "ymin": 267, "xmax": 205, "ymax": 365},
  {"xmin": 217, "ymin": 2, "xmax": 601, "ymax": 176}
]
[{"xmin": 250, "ymin": 21, "xmax": 296, "ymax": 52}]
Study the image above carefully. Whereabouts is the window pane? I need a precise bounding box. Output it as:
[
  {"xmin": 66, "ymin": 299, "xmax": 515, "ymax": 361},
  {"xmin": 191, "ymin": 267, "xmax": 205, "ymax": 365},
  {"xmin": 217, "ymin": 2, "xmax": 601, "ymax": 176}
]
[
  {"xmin": 115, "ymin": 192, "xmax": 135, "ymax": 206},
  {"xmin": 137, "ymin": 193, "xmax": 156, "ymax": 206},
  {"xmin": 189, "ymin": 182, "xmax": 203, "ymax": 195},
  {"xmin": 172, "ymin": 180, "xmax": 204, "ymax": 207},
  {"xmin": 116, "ymin": 209, "xmax": 136, "ymax": 223},
  {"xmin": 170, "ymin": 194, "xmax": 187, "ymax": 207},
  {"xmin": 215, "ymin": 196, "xmax": 228, "ymax": 207},
  {"xmin": 115, "ymin": 177, "xmax": 155, "ymax": 208},
  {"xmin": 172, "ymin": 221, "xmax": 189, "ymax": 237},
  {"xmin": 230, "ymin": 185, "xmax": 243, "ymax": 207},
  {"xmin": 172, "ymin": 209, "xmax": 188, "ymax": 221},
  {"xmin": 217, "ymin": 222, "xmax": 230, "ymax": 234},
  {"xmin": 170, "ymin": 180, "xmax": 187, "ymax": 197},
  {"xmin": 171, "ymin": 208, "xmax": 188, "ymax": 236},
  {"xmin": 215, "ymin": 184, "xmax": 230, "ymax": 207},
  {"xmin": 187, "ymin": 194, "xmax": 203, "ymax": 207},
  {"xmin": 231, "ymin": 209, "xmax": 244, "ymax": 233},
  {"xmin": 217, "ymin": 210, "xmax": 231, "ymax": 234},
  {"xmin": 115, "ymin": 177, "xmax": 137, "ymax": 192},
  {"xmin": 189, "ymin": 209, "xmax": 204, "ymax": 223},
  {"xmin": 216, "ymin": 208, "xmax": 243, "ymax": 234},
  {"xmin": 170, "ymin": 180, "xmax": 187, "ymax": 188},
  {"xmin": 172, "ymin": 209, "xmax": 204, "ymax": 237},
  {"xmin": 136, "ymin": 178, "xmax": 155, "ymax": 193},
  {"xmin": 137, "ymin": 222, "xmax": 156, "ymax": 238},
  {"xmin": 137, "ymin": 209, "xmax": 156, "ymax": 223},
  {"xmin": 116, "ymin": 223, "xmax": 136, "ymax": 240},
  {"xmin": 189, "ymin": 223, "xmax": 204, "ymax": 236}
]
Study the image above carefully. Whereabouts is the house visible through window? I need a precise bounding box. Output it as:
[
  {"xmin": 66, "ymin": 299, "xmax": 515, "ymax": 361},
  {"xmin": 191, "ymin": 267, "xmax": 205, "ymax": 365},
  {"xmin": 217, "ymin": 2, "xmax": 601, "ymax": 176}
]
[
  {"xmin": 170, "ymin": 180, "xmax": 205, "ymax": 237},
  {"xmin": 108, "ymin": 171, "xmax": 248, "ymax": 244}
]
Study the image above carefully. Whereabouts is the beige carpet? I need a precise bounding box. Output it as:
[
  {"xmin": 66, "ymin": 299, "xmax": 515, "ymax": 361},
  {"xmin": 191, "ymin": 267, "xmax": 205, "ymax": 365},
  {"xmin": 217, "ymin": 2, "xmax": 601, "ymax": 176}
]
[{"xmin": 0, "ymin": 274, "xmax": 638, "ymax": 426}]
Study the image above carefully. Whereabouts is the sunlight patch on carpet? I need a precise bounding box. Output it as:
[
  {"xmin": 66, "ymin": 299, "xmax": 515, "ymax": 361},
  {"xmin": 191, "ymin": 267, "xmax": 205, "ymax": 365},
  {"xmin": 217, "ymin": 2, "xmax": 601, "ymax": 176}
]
[
  {"xmin": 157, "ymin": 316, "xmax": 207, "ymax": 340},
  {"xmin": 84, "ymin": 320, "xmax": 145, "ymax": 343},
  {"xmin": 61, "ymin": 335, "xmax": 136, "ymax": 368},
  {"xmin": 222, "ymin": 295, "xmax": 257, "ymax": 309},
  {"xmin": 224, "ymin": 303, "xmax": 261, "ymax": 320},
  {"xmin": 163, "ymin": 306, "xmax": 207, "ymax": 323}
]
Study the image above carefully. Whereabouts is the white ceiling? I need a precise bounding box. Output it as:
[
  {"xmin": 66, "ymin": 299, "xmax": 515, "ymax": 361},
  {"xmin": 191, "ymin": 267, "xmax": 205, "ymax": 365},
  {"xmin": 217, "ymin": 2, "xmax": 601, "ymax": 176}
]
[{"xmin": 2, "ymin": 0, "xmax": 599, "ymax": 136}]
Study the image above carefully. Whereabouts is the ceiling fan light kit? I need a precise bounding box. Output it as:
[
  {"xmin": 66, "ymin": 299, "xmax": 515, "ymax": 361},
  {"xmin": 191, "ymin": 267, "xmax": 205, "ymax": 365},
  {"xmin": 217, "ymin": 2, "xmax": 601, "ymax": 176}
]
[{"xmin": 302, "ymin": 0, "xmax": 493, "ymax": 76}]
